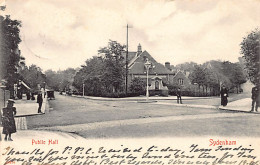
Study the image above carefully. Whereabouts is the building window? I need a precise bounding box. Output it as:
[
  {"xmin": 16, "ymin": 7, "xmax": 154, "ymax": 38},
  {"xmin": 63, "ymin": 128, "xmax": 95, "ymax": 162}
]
[
  {"xmin": 143, "ymin": 56, "xmax": 147, "ymax": 62},
  {"xmin": 178, "ymin": 78, "xmax": 184, "ymax": 85}
]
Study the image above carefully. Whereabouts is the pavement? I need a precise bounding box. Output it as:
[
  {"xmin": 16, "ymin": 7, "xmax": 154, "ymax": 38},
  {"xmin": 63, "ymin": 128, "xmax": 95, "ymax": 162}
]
[
  {"xmin": 14, "ymin": 96, "xmax": 48, "ymax": 117},
  {"xmin": 75, "ymin": 94, "xmax": 259, "ymax": 114},
  {"xmin": 81, "ymin": 95, "xmax": 215, "ymax": 101},
  {"xmin": 218, "ymin": 98, "xmax": 258, "ymax": 113},
  {"xmin": 0, "ymin": 129, "xmax": 85, "ymax": 142},
  {"xmin": 0, "ymin": 95, "xmax": 48, "ymax": 141},
  {"xmin": 0, "ymin": 93, "xmax": 258, "ymax": 141}
]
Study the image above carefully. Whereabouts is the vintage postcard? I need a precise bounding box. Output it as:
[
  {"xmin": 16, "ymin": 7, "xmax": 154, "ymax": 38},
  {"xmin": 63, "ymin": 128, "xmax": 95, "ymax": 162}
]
[{"xmin": 0, "ymin": 0, "xmax": 260, "ymax": 164}]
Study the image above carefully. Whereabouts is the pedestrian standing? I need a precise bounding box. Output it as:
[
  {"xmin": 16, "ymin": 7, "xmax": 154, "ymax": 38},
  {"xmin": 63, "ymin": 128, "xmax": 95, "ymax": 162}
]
[
  {"xmin": 37, "ymin": 93, "xmax": 43, "ymax": 113},
  {"xmin": 251, "ymin": 85, "xmax": 259, "ymax": 112},
  {"xmin": 220, "ymin": 86, "xmax": 228, "ymax": 106},
  {"xmin": 26, "ymin": 91, "xmax": 30, "ymax": 100},
  {"xmin": 2, "ymin": 99, "xmax": 16, "ymax": 141},
  {"xmin": 177, "ymin": 88, "xmax": 182, "ymax": 104},
  {"xmin": 41, "ymin": 88, "xmax": 46, "ymax": 98}
]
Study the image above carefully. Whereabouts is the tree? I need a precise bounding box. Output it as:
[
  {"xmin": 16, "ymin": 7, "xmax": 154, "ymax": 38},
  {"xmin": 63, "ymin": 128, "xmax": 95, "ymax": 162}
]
[
  {"xmin": 0, "ymin": 15, "xmax": 22, "ymax": 97},
  {"xmin": 221, "ymin": 61, "xmax": 247, "ymax": 92},
  {"xmin": 175, "ymin": 62, "xmax": 197, "ymax": 72},
  {"xmin": 45, "ymin": 68, "xmax": 76, "ymax": 91},
  {"xmin": 232, "ymin": 64, "xmax": 247, "ymax": 93},
  {"xmin": 204, "ymin": 68, "xmax": 219, "ymax": 95},
  {"xmin": 59, "ymin": 68, "xmax": 76, "ymax": 92},
  {"xmin": 98, "ymin": 40, "xmax": 126, "ymax": 93},
  {"xmin": 73, "ymin": 40, "xmax": 126, "ymax": 96},
  {"xmin": 240, "ymin": 28, "xmax": 260, "ymax": 85},
  {"xmin": 73, "ymin": 56, "xmax": 104, "ymax": 95},
  {"xmin": 73, "ymin": 67, "xmax": 86, "ymax": 94},
  {"xmin": 45, "ymin": 70, "xmax": 62, "ymax": 91},
  {"xmin": 189, "ymin": 65, "xmax": 206, "ymax": 94},
  {"xmin": 202, "ymin": 60, "xmax": 246, "ymax": 94},
  {"xmin": 129, "ymin": 77, "xmax": 146, "ymax": 95},
  {"xmin": 19, "ymin": 64, "xmax": 46, "ymax": 92}
]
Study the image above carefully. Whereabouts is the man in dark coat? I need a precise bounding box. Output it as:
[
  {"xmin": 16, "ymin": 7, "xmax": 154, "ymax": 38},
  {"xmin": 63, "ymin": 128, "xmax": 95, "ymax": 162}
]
[
  {"xmin": 26, "ymin": 91, "xmax": 30, "ymax": 100},
  {"xmin": 220, "ymin": 86, "xmax": 228, "ymax": 106},
  {"xmin": 251, "ymin": 85, "xmax": 259, "ymax": 112},
  {"xmin": 176, "ymin": 88, "xmax": 182, "ymax": 104},
  {"xmin": 37, "ymin": 93, "xmax": 43, "ymax": 113},
  {"xmin": 2, "ymin": 99, "xmax": 16, "ymax": 141}
]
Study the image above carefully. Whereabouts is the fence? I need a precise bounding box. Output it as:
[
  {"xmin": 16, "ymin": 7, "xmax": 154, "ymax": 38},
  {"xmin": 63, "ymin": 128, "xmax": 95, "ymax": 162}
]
[{"xmin": 0, "ymin": 90, "xmax": 10, "ymax": 110}]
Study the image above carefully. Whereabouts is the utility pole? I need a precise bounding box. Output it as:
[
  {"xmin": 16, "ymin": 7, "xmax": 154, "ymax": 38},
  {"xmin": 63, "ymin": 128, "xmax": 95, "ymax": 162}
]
[
  {"xmin": 125, "ymin": 24, "xmax": 133, "ymax": 95},
  {"xmin": 125, "ymin": 24, "xmax": 129, "ymax": 95}
]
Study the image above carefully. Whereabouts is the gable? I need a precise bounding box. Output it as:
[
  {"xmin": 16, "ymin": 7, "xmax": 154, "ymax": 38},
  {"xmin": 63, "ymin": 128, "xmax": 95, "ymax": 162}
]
[
  {"xmin": 173, "ymin": 71, "xmax": 189, "ymax": 79},
  {"xmin": 128, "ymin": 50, "xmax": 173, "ymax": 75},
  {"xmin": 172, "ymin": 71, "xmax": 191, "ymax": 85},
  {"xmin": 122, "ymin": 51, "xmax": 137, "ymax": 62},
  {"xmin": 131, "ymin": 51, "xmax": 157, "ymax": 65}
]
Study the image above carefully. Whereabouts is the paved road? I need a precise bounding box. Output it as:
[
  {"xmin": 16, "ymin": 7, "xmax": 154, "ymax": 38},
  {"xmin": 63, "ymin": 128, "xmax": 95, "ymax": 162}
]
[{"xmin": 26, "ymin": 93, "xmax": 260, "ymax": 138}]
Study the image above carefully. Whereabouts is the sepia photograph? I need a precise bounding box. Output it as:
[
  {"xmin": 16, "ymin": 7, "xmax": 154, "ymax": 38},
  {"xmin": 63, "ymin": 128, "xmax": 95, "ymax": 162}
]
[{"xmin": 0, "ymin": 0, "xmax": 260, "ymax": 164}]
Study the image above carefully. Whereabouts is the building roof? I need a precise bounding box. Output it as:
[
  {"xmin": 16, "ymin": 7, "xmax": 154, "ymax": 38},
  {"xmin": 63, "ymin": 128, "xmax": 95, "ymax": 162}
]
[
  {"xmin": 128, "ymin": 50, "xmax": 174, "ymax": 75},
  {"xmin": 21, "ymin": 81, "xmax": 31, "ymax": 90},
  {"xmin": 172, "ymin": 70, "xmax": 189, "ymax": 80},
  {"xmin": 121, "ymin": 51, "xmax": 137, "ymax": 62}
]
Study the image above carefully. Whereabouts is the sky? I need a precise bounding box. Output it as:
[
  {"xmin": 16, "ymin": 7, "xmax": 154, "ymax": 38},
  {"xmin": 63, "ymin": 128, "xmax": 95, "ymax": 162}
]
[{"xmin": 2, "ymin": 0, "xmax": 260, "ymax": 71}]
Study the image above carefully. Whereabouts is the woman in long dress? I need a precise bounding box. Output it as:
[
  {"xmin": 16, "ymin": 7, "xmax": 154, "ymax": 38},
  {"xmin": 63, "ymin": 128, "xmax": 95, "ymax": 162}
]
[
  {"xmin": 220, "ymin": 86, "xmax": 228, "ymax": 106},
  {"xmin": 2, "ymin": 99, "xmax": 17, "ymax": 141}
]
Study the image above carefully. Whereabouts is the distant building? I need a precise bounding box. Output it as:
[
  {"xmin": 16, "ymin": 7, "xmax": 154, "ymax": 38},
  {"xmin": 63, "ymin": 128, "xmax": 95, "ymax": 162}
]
[
  {"xmin": 123, "ymin": 44, "xmax": 191, "ymax": 95},
  {"xmin": 171, "ymin": 70, "xmax": 191, "ymax": 87}
]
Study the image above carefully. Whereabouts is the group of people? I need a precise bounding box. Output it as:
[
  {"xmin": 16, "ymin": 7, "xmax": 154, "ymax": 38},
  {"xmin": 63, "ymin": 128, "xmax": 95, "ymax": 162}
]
[
  {"xmin": 220, "ymin": 84, "xmax": 259, "ymax": 112},
  {"xmin": 0, "ymin": 91, "xmax": 44, "ymax": 141},
  {"xmin": 175, "ymin": 86, "xmax": 230, "ymax": 106},
  {"xmin": 176, "ymin": 84, "xmax": 259, "ymax": 112}
]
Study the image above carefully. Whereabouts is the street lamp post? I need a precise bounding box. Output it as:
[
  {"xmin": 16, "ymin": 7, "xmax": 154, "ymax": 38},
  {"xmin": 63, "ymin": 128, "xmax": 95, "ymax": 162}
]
[{"xmin": 144, "ymin": 60, "xmax": 151, "ymax": 102}]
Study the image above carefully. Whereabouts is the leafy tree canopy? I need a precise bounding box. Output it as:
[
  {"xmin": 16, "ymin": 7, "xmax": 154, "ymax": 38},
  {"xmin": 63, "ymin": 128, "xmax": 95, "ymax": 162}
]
[
  {"xmin": 45, "ymin": 68, "xmax": 76, "ymax": 91},
  {"xmin": 0, "ymin": 15, "xmax": 22, "ymax": 92},
  {"xmin": 240, "ymin": 28, "xmax": 260, "ymax": 85},
  {"xmin": 19, "ymin": 64, "xmax": 46, "ymax": 91},
  {"xmin": 73, "ymin": 40, "xmax": 126, "ymax": 95}
]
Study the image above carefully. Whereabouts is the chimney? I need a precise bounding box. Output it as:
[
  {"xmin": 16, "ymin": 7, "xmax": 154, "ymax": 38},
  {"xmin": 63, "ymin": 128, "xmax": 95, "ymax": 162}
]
[
  {"xmin": 137, "ymin": 43, "xmax": 142, "ymax": 55},
  {"xmin": 165, "ymin": 62, "xmax": 171, "ymax": 71}
]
